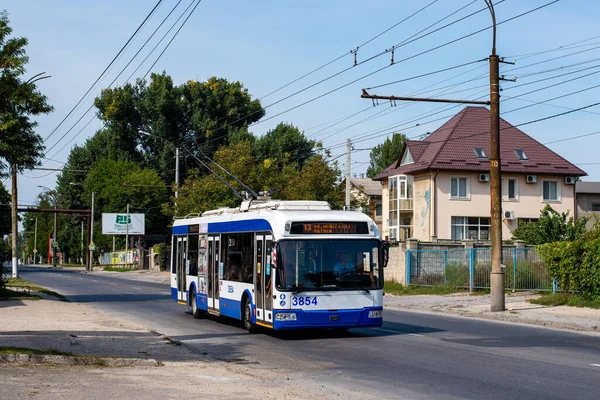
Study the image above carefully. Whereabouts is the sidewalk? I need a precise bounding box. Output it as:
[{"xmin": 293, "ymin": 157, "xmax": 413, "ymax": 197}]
[{"xmin": 384, "ymin": 291, "xmax": 600, "ymax": 332}]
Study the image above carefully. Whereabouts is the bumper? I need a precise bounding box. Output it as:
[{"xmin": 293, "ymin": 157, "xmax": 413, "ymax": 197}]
[{"xmin": 272, "ymin": 307, "xmax": 383, "ymax": 330}]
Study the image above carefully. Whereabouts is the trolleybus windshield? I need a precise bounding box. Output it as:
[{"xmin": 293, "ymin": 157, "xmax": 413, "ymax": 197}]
[{"xmin": 276, "ymin": 239, "xmax": 382, "ymax": 291}]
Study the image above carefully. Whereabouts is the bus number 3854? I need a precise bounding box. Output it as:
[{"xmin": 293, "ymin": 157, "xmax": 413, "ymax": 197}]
[{"xmin": 291, "ymin": 296, "xmax": 318, "ymax": 306}]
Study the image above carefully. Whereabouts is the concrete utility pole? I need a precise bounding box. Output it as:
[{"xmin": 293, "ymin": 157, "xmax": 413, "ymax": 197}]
[
  {"xmin": 88, "ymin": 191, "xmax": 95, "ymax": 272},
  {"xmin": 53, "ymin": 199, "xmax": 57, "ymax": 267},
  {"xmin": 34, "ymin": 218, "xmax": 38, "ymax": 265},
  {"xmin": 360, "ymin": 0, "xmax": 509, "ymax": 312},
  {"xmin": 345, "ymin": 139, "xmax": 351, "ymax": 210},
  {"xmin": 486, "ymin": 0, "xmax": 505, "ymax": 312},
  {"xmin": 175, "ymin": 147, "xmax": 180, "ymax": 198},
  {"xmin": 11, "ymin": 165, "xmax": 18, "ymax": 278},
  {"xmin": 125, "ymin": 203, "xmax": 130, "ymax": 259}
]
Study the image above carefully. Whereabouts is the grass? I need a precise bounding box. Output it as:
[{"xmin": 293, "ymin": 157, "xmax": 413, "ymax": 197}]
[
  {"xmin": 3, "ymin": 278, "xmax": 68, "ymax": 301},
  {"xmin": 102, "ymin": 267, "xmax": 136, "ymax": 272},
  {"xmin": 384, "ymin": 281, "xmax": 466, "ymax": 296},
  {"xmin": 530, "ymin": 293, "xmax": 600, "ymax": 309},
  {"xmin": 0, "ymin": 287, "xmax": 42, "ymax": 300},
  {"xmin": 0, "ymin": 347, "xmax": 73, "ymax": 356}
]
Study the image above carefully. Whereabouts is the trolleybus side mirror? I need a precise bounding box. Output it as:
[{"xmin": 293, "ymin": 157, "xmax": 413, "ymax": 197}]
[{"xmin": 382, "ymin": 241, "xmax": 390, "ymax": 268}]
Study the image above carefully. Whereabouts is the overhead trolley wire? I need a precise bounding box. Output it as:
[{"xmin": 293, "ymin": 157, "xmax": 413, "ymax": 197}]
[
  {"xmin": 44, "ymin": 0, "xmax": 164, "ymax": 143},
  {"xmin": 44, "ymin": 0, "xmax": 202, "ymax": 160},
  {"xmin": 179, "ymin": 0, "xmax": 510, "ymax": 150}
]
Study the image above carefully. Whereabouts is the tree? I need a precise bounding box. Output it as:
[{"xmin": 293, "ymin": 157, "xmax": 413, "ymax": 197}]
[
  {"xmin": 0, "ymin": 11, "xmax": 53, "ymax": 176},
  {"xmin": 286, "ymin": 155, "xmax": 344, "ymax": 209},
  {"xmin": 512, "ymin": 204, "xmax": 589, "ymax": 245},
  {"xmin": 167, "ymin": 139, "xmax": 344, "ymax": 216},
  {"xmin": 254, "ymin": 123, "xmax": 315, "ymax": 169},
  {"xmin": 94, "ymin": 73, "xmax": 265, "ymax": 183},
  {"xmin": 366, "ymin": 133, "xmax": 406, "ymax": 178},
  {"xmin": 84, "ymin": 159, "xmax": 170, "ymax": 252}
]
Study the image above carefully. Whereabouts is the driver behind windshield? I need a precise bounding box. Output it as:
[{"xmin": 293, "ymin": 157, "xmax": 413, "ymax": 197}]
[{"xmin": 333, "ymin": 252, "xmax": 355, "ymax": 276}]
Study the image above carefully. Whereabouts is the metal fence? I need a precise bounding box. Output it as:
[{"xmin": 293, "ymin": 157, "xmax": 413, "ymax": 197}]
[{"xmin": 406, "ymin": 247, "xmax": 552, "ymax": 291}]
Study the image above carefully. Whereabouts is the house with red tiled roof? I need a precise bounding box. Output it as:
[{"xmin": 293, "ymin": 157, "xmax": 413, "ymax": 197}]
[{"xmin": 374, "ymin": 106, "xmax": 586, "ymax": 241}]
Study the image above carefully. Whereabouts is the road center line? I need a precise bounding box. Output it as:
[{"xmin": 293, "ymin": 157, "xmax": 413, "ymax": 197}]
[
  {"xmin": 374, "ymin": 328, "xmax": 424, "ymax": 337},
  {"xmin": 590, "ymin": 364, "xmax": 600, "ymax": 368}
]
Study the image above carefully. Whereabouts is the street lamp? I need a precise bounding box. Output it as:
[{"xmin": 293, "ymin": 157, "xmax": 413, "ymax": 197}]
[{"xmin": 38, "ymin": 185, "xmax": 58, "ymax": 267}]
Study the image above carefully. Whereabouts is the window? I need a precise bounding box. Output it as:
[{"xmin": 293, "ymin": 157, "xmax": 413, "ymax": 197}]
[
  {"xmin": 221, "ymin": 233, "xmax": 253, "ymax": 283},
  {"xmin": 400, "ymin": 149, "xmax": 414, "ymax": 166},
  {"xmin": 276, "ymin": 239, "xmax": 382, "ymax": 291},
  {"xmin": 592, "ymin": 203, "xmax": 600, "ymax": 212},
  {"xmin": 502, "ymin": 178, "xmax": 518, "ymax": 201},
  {"xmin": 515, "ymin": 149, "xmax": 528, "ymax": 161},
  {"xmin": 518, "ymin": 217, "xmax": 538, "ymax": 224},
  {"xmin": 187, "ymin": 235, "xmax": 199, "ymax": 276},
  {"xmin": 473, "ymin": 148, "xmax": 487, "ymax": 159},
  {"xmin": 451, "ymin": 217, "xmax": 491, "ymax": 240},
  {"xmin": 375, "ymin": 199, "xmax": 382, "ymax": 217},
  {"xmin": 543, "ymin": 180, "xmax": 559, "ymax": 202},
  {"xmin": 450, "ymin": 177, "xmax": 469, "ymax": 199}
]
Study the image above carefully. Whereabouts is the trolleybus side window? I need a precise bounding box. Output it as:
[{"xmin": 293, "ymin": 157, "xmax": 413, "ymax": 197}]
[
  {"xmin": 188, "ymin": 234, "xmax": 199, "ymax": 276},
  {"xmin": 221, "ymin": 233, "xmax": 254, "ymax": 283}
]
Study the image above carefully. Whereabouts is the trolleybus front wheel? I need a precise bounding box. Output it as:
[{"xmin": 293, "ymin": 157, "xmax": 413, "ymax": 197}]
[{"xmin": 191, "ymin": 289, "xmax": 205, "ymax": 319}]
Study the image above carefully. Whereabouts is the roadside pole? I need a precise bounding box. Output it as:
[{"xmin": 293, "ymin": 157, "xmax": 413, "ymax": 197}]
[
  {"xmin": 11, "ymin": 164, "xmax": 18, "ymax": 278},
  {"xmin": 345, "ymin": 139, "xmax": 351, "ymax": 210},
  {"xmin": 88, "ymin": 192, "xmax": 95, "ymax": 272},
  {"xmin": 34, "ymin": 218, "xmax": 38, "ymax": 265}
]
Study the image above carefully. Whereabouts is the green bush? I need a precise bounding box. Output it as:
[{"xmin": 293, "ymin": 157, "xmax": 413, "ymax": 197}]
[
  {"xmin": 538, "ymin": 228, "xmax": 600, "ymax": 299},
  {"xmin": 153, "ymin": 243, "xmax": 169, "ymax": 271}
]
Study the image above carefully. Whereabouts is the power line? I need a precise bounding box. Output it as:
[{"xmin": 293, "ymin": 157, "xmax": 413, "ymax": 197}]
[
  {"xmin": 183, "ymin": 0, "xmax": 516, "ymax": 150},
  {"xmin": 44, "ymin": 0, "xmax": 164, "ymax": 142},
  {"xmin": 44, "ymin": 0, "xmax": 201, "ymax": 159},
  {"xmin": 258, "ymin": 0, "xmax": 442, "ymax": 101}
]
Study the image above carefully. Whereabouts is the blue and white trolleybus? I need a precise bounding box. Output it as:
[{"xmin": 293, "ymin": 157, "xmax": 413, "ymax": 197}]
[{"xmin": 170, "ymin": 200, "xmax": 388, "ymax": 332}]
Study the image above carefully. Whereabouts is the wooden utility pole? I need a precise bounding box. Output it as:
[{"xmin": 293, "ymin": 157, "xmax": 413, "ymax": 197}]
[{"xmin": 361, "ymin": 0, "xmax": 509, "ymax": 312}]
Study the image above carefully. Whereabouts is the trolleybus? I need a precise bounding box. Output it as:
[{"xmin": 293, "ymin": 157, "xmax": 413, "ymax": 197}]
[{"xmin": 170, "ymin": 200, "xmax": 388, "ymax": 332}]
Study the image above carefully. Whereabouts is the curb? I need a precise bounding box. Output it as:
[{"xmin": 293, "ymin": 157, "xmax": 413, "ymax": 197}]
[
  {"xmin": 0, "ymin": 353, "xmax": 160, "ymax": 367},
  {"xmin": 385, "ymin": 304, "xmax": 600, "ymax": 333}
]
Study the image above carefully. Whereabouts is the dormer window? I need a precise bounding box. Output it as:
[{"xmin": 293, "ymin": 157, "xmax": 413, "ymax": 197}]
[
  {"xmin": 400, "ymin": 149, "xmax": 414, "ymax": 166},
  {"xmin": 515, "ymin": 149, "xmax": 528, "ymax": 161},
  {"xmin": 473, "ymin": 148, "xmax": 487, "ymax": 159}
]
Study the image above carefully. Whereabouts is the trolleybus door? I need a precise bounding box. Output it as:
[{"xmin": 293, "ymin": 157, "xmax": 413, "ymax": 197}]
[
  {"xmin": 255, "ymin": 234, "xmax": 273, "ymax": 324},
  {"xmin": 176, "ymin": 236, "xmax": 187, "ymax": 302},
  {"xmin": 207, "ymin": 236, "xmax": 220, "ymax": 311}
]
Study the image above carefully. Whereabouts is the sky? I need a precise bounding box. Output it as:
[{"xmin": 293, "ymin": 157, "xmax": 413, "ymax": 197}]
[{"xmin": 4, "ymin": 0, "xmax": 600, "ymax": 208}]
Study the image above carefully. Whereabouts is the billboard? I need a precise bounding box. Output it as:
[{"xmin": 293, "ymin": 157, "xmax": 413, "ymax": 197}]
[{"xmin": 102, "ymin": 213, "xmax": 145, "ymax": 235}]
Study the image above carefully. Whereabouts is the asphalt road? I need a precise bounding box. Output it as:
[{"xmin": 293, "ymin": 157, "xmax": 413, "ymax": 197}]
[{"xmin": 20, "ymin": 266, "xmax": 600, "ymax": 400}]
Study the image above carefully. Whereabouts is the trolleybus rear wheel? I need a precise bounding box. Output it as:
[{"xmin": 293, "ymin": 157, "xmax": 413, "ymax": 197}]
[{"xmin": 243, "ymin": 298, "xmax": 258, "ymax": 333}]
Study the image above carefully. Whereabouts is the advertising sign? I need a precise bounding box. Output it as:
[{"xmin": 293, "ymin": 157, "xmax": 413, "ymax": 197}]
[{"xmin": 102, "ymin": 213, "xmax": 145, "ymax": 235}]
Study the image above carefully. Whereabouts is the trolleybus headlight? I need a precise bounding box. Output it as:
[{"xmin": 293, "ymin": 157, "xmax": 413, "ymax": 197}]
[
  {"xmin": 275, "ymin": 312, "xmax": 297, "ymax": 321},
  {"xmin": 368, "ymin": 310, "xmax": 382, "ymax": 319}
]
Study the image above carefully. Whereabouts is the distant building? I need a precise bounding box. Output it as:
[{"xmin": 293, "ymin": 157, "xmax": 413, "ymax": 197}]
[
  {"xmin": 374, "ymin": 106, "xmax": 586, "ymax": 241},
  {"xmin": 341, "ymin": 178, "xmax": 383, "ymax": 232},
  {"xmin": 576, "ymin": 181, "xmax": 600, "ymax": 228}
]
